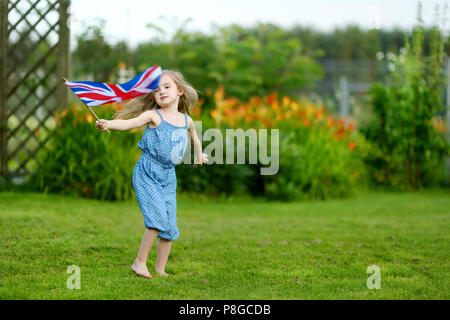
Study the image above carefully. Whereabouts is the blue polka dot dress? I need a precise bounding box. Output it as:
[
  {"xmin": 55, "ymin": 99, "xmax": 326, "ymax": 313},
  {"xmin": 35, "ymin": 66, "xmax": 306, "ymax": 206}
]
[{"xmin": 132, "ymin": 108, "xmax": 189, "ymax": 241}]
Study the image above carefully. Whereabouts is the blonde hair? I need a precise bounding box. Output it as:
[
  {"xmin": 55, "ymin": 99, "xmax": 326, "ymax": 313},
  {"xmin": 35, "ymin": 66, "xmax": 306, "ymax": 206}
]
[{"xmin": 113, "ymin": 69, "xmax": 199, "ymax": 120}]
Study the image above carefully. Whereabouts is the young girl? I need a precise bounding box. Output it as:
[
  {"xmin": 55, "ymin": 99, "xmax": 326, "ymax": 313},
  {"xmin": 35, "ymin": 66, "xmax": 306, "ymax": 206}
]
[{"xmin": 95, "ymin": 70, "xmax": 208, "ymax": 279}]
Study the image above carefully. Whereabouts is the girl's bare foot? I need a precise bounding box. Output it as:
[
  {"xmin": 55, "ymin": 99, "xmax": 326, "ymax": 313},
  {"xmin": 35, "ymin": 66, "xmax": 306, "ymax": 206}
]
[
  {"xmin": 131, "ymin": 260, "xmax": 152, "ymax": 279},
  {"xmin": 155, "ymin": 269, "xmax": 169, "ymax": 277}
]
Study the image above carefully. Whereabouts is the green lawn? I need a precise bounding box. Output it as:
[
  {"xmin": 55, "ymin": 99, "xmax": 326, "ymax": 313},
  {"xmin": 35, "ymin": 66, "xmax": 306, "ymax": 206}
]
[{"xmin": 0, "ymin": 189, "xmax": 449, "ymax": 300}]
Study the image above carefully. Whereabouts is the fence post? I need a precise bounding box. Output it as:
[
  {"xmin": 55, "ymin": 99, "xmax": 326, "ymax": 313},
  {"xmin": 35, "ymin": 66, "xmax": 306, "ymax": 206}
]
[
  {"xmin": 57, "ymin": 0, "xmax": 70, "ymax": 111},
  {"xmin": 446, "ymin": 58, "xmax": 450, "ymax": 184},
  {"xmin": 339, "ymin": 76, "xmax": 349, "ymax": 122},
  {"xmin": 0, "ymin": 0, "xmax": 8, "ymax": 178}
]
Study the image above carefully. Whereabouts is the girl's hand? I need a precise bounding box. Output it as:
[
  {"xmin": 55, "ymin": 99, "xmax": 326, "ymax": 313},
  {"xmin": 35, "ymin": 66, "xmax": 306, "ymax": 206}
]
[
  {"xmin": 95, "ymin": 119, "xmax": 108, "ymax": 132},
  {"xmin": 194, "ymin": 153, "xmax": 209, "ymax": 168}
]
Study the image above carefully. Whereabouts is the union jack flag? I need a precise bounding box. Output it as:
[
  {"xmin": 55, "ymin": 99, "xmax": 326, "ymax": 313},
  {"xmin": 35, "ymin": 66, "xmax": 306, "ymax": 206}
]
[{"xmin": 63, "ymin": 65, "xmax": 162, "ymax": 107}]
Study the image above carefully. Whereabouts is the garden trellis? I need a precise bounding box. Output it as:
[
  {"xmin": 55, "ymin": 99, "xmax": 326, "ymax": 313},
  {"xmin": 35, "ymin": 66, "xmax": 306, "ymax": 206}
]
[{"xmin": 0, "ymin": 0, "xmax": 70, "ymax": 182}]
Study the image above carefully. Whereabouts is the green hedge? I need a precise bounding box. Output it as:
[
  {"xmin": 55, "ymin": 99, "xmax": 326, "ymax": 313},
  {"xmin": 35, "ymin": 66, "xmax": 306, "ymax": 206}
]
[{"xmin": 24, "ymin": 105, "xmax": 140, "ymax": 201}]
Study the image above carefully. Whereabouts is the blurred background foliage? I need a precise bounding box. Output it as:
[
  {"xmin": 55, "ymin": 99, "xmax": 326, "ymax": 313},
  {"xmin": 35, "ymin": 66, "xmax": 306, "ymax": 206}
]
[
  {"xmin": 22, "ymin": 92, "xmax": 370, "ymax": 201},
  {"xmin": 71, "ymin": 18, "xmax": 450, "ymax": 102},
  {"xmin": 25, "ymin": 104, "xmax": 140, "ymax": 201},
  {"xmin": 361, "ymin": 16, "xmax": 450, "ymax": 190},
  {"xmin": 4, "ymin": 4, "xmax": 449, "ymax": 201}
]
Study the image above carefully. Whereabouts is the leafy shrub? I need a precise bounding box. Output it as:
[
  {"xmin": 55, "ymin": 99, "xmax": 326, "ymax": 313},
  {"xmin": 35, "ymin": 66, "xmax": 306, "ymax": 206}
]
[
  {"xmin": 23, "ymin": 89, "xmax": 370, "ymax": 202},
  {"xmin": 361, "ymin": 6, "xmax": 450, "ymax": 190},
  {"xmin": 25, "ymin": 104, "xmax": 141, "ymax": 201},
  {"xmin": 263, "ymin": 120, "xmax": 369, "ymax": 201},
  {"xmin": 186, "ymin": 90, "xmax": 370, "ymax": 200}
]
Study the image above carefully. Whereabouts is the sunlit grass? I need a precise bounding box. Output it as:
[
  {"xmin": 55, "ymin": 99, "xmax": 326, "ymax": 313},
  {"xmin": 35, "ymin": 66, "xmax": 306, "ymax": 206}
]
[{"xmin": 0, "ymin": 189, "xmax": 449, "ymax": 299}]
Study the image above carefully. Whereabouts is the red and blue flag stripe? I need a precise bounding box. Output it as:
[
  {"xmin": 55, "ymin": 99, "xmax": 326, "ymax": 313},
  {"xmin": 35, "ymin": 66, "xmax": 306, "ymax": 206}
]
[{"xmin": 64, "ymin": 65, "xmax": 162, "ymax": 107}]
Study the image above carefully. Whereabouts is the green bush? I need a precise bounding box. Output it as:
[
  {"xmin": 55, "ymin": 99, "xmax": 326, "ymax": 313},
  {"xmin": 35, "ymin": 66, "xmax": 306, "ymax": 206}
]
[
  {"xmin": 177, "ymin": 119, "xmax": 258, "ymax": 197},
  {"xmin": 21, "ymin": 94, "xmax": 371, "ymax": 202},
  {"xmin": 263, "ymin": 124, "xmax": 369, "ymax": 201},
  {"xmin": 178, "ymin": 161, "xmax": 256, "ymax": 197},
  {"xmin": 24, "ymin": 104, "xmax": 140, "ymax": 201},
  {"xmin": 195, "ymin": 91, "xmax": 370, "ymax": 201},
  {"xmin": 361, "ymin": 5, "xmax": 450, "ymax": 190}
]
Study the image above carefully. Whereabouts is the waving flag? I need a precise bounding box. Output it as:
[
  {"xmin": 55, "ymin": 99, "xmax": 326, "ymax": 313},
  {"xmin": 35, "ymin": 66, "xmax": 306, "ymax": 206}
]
[{"xmin": 63, "ymin": 65, "xmax": 162, "ymax": 107}]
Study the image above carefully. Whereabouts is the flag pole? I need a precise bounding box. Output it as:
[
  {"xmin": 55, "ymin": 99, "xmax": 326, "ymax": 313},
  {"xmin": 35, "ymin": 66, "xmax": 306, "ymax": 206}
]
[{"xmin": 62, "ymin": 77, "xmax": 111, "ymax": 134}]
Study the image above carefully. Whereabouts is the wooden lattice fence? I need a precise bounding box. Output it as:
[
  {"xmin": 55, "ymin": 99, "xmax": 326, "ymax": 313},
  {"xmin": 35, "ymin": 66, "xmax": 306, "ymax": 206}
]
[{"xmin": 0, "ymin": 0, "xmax": 69, "ymax": 183}]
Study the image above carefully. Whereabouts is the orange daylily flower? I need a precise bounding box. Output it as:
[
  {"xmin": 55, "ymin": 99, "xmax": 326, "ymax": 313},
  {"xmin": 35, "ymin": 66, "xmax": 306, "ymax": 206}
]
[
  {"xmin": 214, "ymin": 85, "xmax": 225, "ymax": 102},
  {"xmin": 228, "ymin": 97, "xmax": 239, "ymax": 106},
  {"xmin": 245, "ymin": 114, "xmax": 254, "ymax": 122},
  {"xmin": 210, "ymin": 110, "xmax": 219, "ymax": 119},
  {"xmin": 276, "ymin": 113, "xmax": 284, "ymax": 122},
  {"xmin": 305, "ymin": 105, "xmax": 315, "ymax": 117},
  {"xmin": 271, "ymin": 101, "xmax": 280, "ymax": 112},
  {"xmin": 335, "ymin": 127, "xmax": 347, "ymax": 139},
  {"xmin": 333, "ymin": 131, "xmax": 340, "ymax": 140},
  {"xmin": 191, "ymin": 107, "xmax": 201, "ymax": 117},
  {"xmin": 282, "ymin": 96, "xmax": 291, "ymax": 106},
  {"xmin": 326, "ymin": 117, "xmax": 335, "ymax": 128},
  {"xmin": 262, "ymin": 118, "xmax": 274, "ymax": 127},
  {"xmin": 347, "ymin": 122, "xmax": 355, "ymax": 132},
  {"xmin": 224, "ymin": 109, "xmax": 233, "ymax": 117},
  {"xmin": 285, "ymin": 111, "xmax": 292, "ymax": 119},
  {"xmin": 290, "ymin": 101, "xmax": 299, "ymax": 112},
  {"xmin": 250, "ymin": 96, "xmax": 263, "ymax": 105},
  {"xmin": 314, "ymin": 107, "xmax": 325, "ymax": 120},
  {"xmin": 208, "ymin": 86, "xmax": 362, "ymax": 139},
  {"xmin": 267, "ymin": 93, "xmax": 277, "ymax": 105},
  {"xmin": 85, "ymin": 113, "xmax": 94, "ymax": 123},
  {"xmin": 348, "ymin": 142, "xmax": 356, "ymax": 151},
  {"xmin": 297, "ymin": 110, "xmax": 307, "ymax": 120},
  {"xmin": 61, "ymin": 108, "xmax": 69, "ymax": 118}
]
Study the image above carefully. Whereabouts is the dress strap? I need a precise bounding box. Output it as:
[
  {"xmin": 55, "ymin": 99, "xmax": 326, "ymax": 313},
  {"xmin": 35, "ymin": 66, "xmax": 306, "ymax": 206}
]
[
  {"xmin": 154, "ymin": 109, "xmax": 163, "ymax": 121},
  {"xmin": 184, "ymin": 113, "xmax": 188, "ymax": 129}
]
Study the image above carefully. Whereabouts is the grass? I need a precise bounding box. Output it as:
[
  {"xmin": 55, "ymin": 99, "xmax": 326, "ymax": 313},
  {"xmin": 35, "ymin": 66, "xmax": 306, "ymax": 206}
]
[{"xmin": 0, "ymin": 188, "xmax": 449, "ymax": 300}]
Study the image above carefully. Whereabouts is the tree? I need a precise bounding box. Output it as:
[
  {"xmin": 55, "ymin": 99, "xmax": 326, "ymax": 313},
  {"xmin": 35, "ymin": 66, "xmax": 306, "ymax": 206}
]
[{"xmin": 72, "ymin": 20, "xmax": 129, "ymax": 82}]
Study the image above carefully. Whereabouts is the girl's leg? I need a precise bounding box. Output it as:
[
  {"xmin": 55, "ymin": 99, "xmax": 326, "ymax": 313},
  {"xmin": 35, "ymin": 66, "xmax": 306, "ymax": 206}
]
[
  {"xmin": 155, "ymin": 238, "xmax": 172, "ymax": 276},
  {"xmin": 131, "ymin": 228, "xmax": 159, "ymax": 279}
]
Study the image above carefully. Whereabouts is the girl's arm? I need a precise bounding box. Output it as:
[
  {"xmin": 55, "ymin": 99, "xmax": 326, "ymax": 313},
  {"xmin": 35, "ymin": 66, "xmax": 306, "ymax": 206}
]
[
  {"xmin": 187, "ymin": 116, "xmax": 207, "ymax": 166},
  {"xmin": 96, "ymin": 110, "xmax": 155, "ymax": 131}
]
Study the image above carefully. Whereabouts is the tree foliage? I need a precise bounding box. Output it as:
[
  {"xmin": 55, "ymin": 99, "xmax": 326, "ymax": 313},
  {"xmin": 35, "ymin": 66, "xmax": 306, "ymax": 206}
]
[{"xmin": 361, "ymin": 3, "xmax": 450, "ymax": 189}]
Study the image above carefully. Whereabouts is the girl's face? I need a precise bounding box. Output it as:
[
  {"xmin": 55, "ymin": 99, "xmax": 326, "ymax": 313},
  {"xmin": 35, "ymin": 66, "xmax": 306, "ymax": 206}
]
[{"xmin": 154, "ymin": 74, "xmax": 183, "ymax": 107}]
